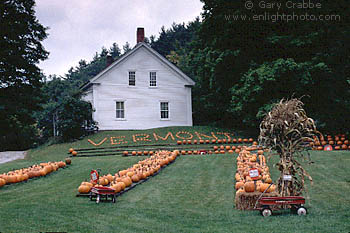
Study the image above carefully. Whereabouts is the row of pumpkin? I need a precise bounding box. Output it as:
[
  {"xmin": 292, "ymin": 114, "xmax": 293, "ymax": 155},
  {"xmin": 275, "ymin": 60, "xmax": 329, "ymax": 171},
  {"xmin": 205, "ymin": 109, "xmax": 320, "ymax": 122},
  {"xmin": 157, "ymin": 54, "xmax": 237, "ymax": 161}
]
[
  {"xmin": 311, "ymin": 134, "xmax": 350, "ymax": 150},
  {"xmin": 78, "ymin": 150, "xmax": 179, "ymax": 194},
  {"xmin": 0, "ymin": 158, "xmax": 71, "ymax": 188},
  {"xmin": 235, "ymin": 147, "xmax": 276, "ymax": 195},
  {"xmin": 176, "ymin": 138, "xmax": 255, "ymax": 145}
]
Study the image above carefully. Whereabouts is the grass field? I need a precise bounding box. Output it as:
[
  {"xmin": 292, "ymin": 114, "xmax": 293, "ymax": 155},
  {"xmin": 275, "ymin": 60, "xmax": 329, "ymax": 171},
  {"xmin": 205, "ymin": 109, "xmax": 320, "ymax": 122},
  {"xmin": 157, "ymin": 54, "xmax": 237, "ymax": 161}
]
[{"xmin": 0, "ymin": 127, "xmax": 349, "ymax": 233}]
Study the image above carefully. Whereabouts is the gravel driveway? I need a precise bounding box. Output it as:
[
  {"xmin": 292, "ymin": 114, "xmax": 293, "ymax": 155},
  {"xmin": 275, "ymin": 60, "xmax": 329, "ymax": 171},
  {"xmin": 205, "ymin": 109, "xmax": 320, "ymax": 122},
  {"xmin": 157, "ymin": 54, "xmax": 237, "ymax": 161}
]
[{"xmin": 0, "ymin": 151, "xmax": 27, "ymax": 164}]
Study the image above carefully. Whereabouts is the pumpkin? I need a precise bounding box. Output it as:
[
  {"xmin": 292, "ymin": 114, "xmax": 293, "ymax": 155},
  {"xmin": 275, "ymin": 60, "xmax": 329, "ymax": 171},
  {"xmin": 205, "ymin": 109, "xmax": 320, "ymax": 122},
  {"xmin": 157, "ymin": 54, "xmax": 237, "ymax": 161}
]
[
  {"xmin": 177, "ymin": 140, "xmax": 182, "ymax": 145},
  {"xmin": 199, "ymin": 140, "xmax": 204, "ymax": 144},
  {"xmin": 235, "ymin": 181, "xmax": 244, "ymax": 190},
  {"xmin": 213, "ymin": 146, "xmax": 219, "ymax": 151},
  {"xmin": 220, "ymin": 145, "xmax": 225, "ymax": 150},
  {"xmin": 265, "ymin": 177, "xmax": 272, "ymax": 184},
  {"xmin": 69, "ymin": 148, "xmax": 74, "ymax": 153},
  {"xmin": 181, "ymin": 150, "xmax": 186, "ymax": 155},
  {"xmin": 228, "ymin": 150, "xmax": 234, "ymax": 154},
  {"xmin": 123, "ymin": 151, "xmax": 129, "ymax": 156},
  {"xmin": 137, "ymin": 151, "xmax": 142, "ymax": 156},
  {"xmin": 127, "ymin": 171, "xmax": 134, "ymax": 177},
  {"xmin": 78, "ymin": 185, "xmax": 91, "ymax": 194},
  {"xmin": 243, "ymin": 138, "xmax": 248, "ymax": 143},
  {"xmin": 232, "ymin": 146, "xmax": 236, "ymax": 150},
  {"xmin": 211, "ymin": 139, "xmax": 216, "ymax": 144},
  {"xmin": 232, "ymin": 138, "xmax": 237, "ymax": 143},
  {"xmin": 131, "ymin": 151, "xmax": 137, "ymax": 156},
  {"xmin": 218, "ymin": 139, "xmax": 222, "ymax": 144},
  {"xmin": 193, "ymin": 140, "xmax": 198, "ymax": 144},
  {"xmin": 341, "ymin": 144, "xmax": 347, "ymax": 150},
  {"xmin": 244, "ymin": 181, "xmax": 255, "ymax": 192},
  {"xmin": 205, "ymin": 140, "xmax": 210, "ymax": 144},
  {"xmin": 235, "ymin": 149, "xmax": 241, "ymax": 153},
  {"xmin": 220, "ymin": 150, "xmax": 225, "ymax": 154},
  {"xmin": 187, "ymin": 140, "xmax": 192, "ymax": 144},
  {"xmin": 106, "ymin": 174, "xmax": 114, "ymax": 182},
  {"xmin": 131, "ymin": 174, "xmax": 140, "ymax": 183},
  {"xmin": 122, "ymin": 177, "xmax": 132, "ymax": 187},
  {"xmin": 223, "ymin": 139, "xmax": 227, "ymax": 143},
  {"xmin": 117, "ymin": 182, "xmax": 126, "ymax": 190},
  {"xmin": 149, "ymin": 151, "xmax": 154, "ymax": 155},
  {"xmin": 187, "ymin": 151, "xmax": 192, "ymax": 155},
  {"xmin": 72, "ymin": 151, "xmax": 78, "ymax": 156},
  {"xmin": 98, "ymin": 178, "xmax": 109, "ymax": 186},
  {"xmin": 0, "ymin": 178, "xmax": 6, "ymax": 187},
  {"xmin": 225, "ymin": 146, "xmax": 231, "ymax": 150},
  {"xmin": 334, "ymin": 146, "xmax": 340, "ymax": 150},
  {"xmin": 182, "ymin": 140, "xmax": 187, "ymax": 145}
]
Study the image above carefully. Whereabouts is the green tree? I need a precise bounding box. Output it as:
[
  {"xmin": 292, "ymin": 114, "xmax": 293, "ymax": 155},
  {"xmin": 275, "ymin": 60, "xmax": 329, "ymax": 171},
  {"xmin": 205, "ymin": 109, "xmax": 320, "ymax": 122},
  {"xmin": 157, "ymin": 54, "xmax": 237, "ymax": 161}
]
[
  {"xmin": 196, "ymin": 0, "xmax": 350, "ymax": 132},
  {"xmin": 0, "ymin": 0, "xmax": 48, "ymax": 150}
]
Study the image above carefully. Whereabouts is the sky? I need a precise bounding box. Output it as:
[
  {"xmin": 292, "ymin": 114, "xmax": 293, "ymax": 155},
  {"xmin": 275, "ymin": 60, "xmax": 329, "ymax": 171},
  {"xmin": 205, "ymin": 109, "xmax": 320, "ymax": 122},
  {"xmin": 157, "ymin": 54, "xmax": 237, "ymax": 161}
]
[{"xmin": 34, "ymin": 0, "xmax": 204, "ymax": 78}]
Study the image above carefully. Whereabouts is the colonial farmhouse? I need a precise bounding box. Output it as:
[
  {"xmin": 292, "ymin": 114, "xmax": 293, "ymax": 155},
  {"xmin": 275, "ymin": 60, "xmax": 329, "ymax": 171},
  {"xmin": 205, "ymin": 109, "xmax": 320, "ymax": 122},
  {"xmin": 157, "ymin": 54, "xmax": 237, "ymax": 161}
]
[{"xmin": 81, "ymin": 28, "xmax": 195, "ymax": 130}]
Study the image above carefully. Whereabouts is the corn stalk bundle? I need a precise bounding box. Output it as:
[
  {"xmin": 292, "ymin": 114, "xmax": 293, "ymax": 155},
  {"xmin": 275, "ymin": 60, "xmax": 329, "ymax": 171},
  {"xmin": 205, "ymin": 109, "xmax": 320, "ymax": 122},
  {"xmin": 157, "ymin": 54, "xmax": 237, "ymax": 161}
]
[{"xmin": 258, "ymin": 98, "xmax": 321, "ymax": 196}]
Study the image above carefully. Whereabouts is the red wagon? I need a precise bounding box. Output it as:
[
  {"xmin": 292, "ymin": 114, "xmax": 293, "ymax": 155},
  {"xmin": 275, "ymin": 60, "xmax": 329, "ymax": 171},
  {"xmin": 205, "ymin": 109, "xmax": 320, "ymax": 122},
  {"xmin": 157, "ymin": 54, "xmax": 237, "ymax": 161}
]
[
  {"xmin": 258, "ymin": 196, "xmax": 307, "ymax": 216},
  {"xmin": 90, "ymin": 186, "xmax": 117, "ymax": 203}
]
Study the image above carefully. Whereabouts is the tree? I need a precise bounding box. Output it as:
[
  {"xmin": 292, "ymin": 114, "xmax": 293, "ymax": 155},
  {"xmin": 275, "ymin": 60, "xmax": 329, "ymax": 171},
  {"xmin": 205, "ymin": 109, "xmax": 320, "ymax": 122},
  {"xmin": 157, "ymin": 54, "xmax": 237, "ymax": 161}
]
[
  {"xmin": 0, "ymin": 0, "xmax": 48, "ymax": 150},
  {"xmin": 196, "ymin": 0, "xmax": 350, "ymax": 132},
  {"xmin": 122, "ymin": 42, "xmax": 132, "ymax": 54}
]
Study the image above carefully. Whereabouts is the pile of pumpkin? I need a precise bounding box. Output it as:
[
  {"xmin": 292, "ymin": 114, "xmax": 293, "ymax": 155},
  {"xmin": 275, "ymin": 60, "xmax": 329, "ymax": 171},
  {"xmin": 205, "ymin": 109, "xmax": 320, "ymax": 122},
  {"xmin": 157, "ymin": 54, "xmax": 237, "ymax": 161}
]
[
  {"xmin": 311, "ymin": 134, "xmax": 350, "ymax": 151},
  {"xmin": 0, "ymin": 158, "xmax": 71, "ymax": 188},
  {"xmin": 78, "ymin": 150, "xmax": 179, "ymax": 194},
  {"xmin": 235, "ymin": 147, "xmax": 276, "ymax": 195}
]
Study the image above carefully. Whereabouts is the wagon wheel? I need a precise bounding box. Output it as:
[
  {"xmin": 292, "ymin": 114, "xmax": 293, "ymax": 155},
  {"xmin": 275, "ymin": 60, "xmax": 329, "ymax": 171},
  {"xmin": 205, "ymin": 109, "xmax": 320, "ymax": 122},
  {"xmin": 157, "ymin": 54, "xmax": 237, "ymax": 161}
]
[
  {"xmin": 96, "ymin": 194, "xmax": 100, "ymax": 204},
  {"xmin": 297, "ymin": 206, "xmax": 307, "ymax": 216},
  {"xmin": 261, "ymin": 207, "xmax": 272, "ymax": 217}
]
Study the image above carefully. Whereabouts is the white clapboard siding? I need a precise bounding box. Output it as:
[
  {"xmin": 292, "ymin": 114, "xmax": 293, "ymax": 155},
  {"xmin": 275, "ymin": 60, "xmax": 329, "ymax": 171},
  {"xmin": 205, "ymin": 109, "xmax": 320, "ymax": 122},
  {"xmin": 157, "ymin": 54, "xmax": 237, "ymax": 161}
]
[{"xmin": 82, "ymin": 43, "xmax": 194, "ymax": 130}]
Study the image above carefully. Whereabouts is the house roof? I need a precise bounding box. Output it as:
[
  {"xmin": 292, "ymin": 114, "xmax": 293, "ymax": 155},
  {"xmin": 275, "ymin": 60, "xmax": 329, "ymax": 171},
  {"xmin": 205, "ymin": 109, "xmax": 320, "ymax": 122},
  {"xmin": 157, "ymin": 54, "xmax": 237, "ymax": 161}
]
[{"xmin": 81, "ymin": 42, "xmax": 195, "ymax": 91}]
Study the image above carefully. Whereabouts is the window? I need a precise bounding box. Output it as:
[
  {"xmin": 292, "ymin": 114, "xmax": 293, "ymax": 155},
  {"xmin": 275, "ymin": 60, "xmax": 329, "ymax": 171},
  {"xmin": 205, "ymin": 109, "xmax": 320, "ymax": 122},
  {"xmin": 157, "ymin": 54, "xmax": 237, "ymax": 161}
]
[
  {"xmin": 129, "ymin": 71, "xmax": 135, "ymax": 86},
  {"xmin": 116, "ymin": 101, "xmax": 125, "ymax": 119},
  {"xmin": 150, "ymin": 72, "xmax": 157, "ymax": 87},
  {"xmin": 160, "ymin": 102, "xmax": 169, "ymax": 119}
]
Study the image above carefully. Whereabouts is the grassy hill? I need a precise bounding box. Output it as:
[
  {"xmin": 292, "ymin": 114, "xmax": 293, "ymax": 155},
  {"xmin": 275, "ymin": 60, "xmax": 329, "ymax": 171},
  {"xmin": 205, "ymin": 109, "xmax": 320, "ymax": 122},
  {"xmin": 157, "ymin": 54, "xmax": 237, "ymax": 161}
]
[{"xmin": 0, "ymin": 126, "xmax": 349, "ymax": 232}]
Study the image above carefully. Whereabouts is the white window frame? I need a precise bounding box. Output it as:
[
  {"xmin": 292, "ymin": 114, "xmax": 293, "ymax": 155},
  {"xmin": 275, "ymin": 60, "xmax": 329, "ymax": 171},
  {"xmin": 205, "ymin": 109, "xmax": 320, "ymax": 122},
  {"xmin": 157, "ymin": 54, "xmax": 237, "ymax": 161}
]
[
  {"xmin": 128, "ymin": 71, "xmax": 136, "ymax": 86},
  {"xmin": 160, "ymin": 101, "xmax": 169, "ymax": 120},
  {"xmin": 116, "ymin": 101, "xmax": 126, "ymax": 120},
  {"xmin": 149, "ymin": 71, "xmax": 157, "ymax": 87}
]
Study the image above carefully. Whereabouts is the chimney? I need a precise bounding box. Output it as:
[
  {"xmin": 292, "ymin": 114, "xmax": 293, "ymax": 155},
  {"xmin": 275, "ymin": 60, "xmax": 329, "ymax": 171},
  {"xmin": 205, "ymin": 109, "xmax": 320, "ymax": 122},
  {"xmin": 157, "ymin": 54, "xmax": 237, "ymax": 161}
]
[
  {"xmin": 137, "ymin": 28, "xmax": 145, "ymax": 43},
  {"xmin": 106, "ymin": 55, "xmax": 113, "ymax": 67}
]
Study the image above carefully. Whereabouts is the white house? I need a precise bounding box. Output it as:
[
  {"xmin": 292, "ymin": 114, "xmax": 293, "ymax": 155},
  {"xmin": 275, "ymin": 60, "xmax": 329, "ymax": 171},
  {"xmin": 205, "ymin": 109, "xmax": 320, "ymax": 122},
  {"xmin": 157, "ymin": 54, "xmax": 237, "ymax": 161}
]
[{"xmin": 81, "ymin": 28, "xmax": 195, "ymax": 130}]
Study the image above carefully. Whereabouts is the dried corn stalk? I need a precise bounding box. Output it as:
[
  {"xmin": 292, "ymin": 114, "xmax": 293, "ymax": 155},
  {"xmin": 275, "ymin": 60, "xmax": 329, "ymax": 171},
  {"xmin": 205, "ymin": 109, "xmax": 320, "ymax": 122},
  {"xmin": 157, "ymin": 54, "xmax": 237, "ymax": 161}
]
[{"xmin": 258, "ymin": 98, "xmax": 321, "ymax": 196}]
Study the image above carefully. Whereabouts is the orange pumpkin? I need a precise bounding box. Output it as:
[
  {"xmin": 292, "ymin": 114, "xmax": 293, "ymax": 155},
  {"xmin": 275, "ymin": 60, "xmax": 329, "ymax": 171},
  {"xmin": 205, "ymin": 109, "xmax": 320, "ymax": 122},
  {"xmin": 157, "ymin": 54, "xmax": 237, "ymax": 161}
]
[
  {"xmin": 78, "ymin": 185, "xmax": 91, "ymax": 194},
  {"xmin": 235, "ymin": 181, "xmax": 244, "ymax": 190},
  {"xmin": 0, "ymin": 178, "xmax": 6, "ymax": 187},
  {"xmin": 244, "ymin": 182, "xmax": 255, "ymax": 192}
]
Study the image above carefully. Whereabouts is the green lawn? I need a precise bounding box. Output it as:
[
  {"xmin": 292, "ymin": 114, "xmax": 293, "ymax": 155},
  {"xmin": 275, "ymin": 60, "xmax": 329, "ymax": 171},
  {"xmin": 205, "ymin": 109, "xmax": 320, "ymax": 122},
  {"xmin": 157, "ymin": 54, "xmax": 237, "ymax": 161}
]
[{"xmin": 0, "ymin": 127, "xmax": 349, "ymax": 233}]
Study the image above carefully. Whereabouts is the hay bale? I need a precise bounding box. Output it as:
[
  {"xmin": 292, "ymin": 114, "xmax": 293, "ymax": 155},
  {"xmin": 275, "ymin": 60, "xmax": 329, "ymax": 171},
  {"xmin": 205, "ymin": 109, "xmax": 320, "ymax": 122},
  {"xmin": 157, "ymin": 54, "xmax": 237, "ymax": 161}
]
[{"xmin": 235, "ymin": 191, "xmax": 278, "ymax": 210}]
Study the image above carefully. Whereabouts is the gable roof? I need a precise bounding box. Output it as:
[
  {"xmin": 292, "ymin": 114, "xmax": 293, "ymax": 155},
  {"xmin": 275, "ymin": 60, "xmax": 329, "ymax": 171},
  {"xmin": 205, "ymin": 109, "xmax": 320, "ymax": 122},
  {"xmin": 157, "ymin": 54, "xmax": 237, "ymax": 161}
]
[{"xmin": 81, "ymin": 42, "xmax": 195, "ymax": 90}]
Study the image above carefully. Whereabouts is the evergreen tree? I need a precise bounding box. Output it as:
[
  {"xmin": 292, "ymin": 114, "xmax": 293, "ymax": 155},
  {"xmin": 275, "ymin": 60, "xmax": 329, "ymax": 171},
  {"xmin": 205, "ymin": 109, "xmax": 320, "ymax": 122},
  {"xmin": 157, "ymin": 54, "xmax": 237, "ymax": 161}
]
[{"xmin": 0, "ymin": 0, "xmax": 48, "ymax": 150}]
